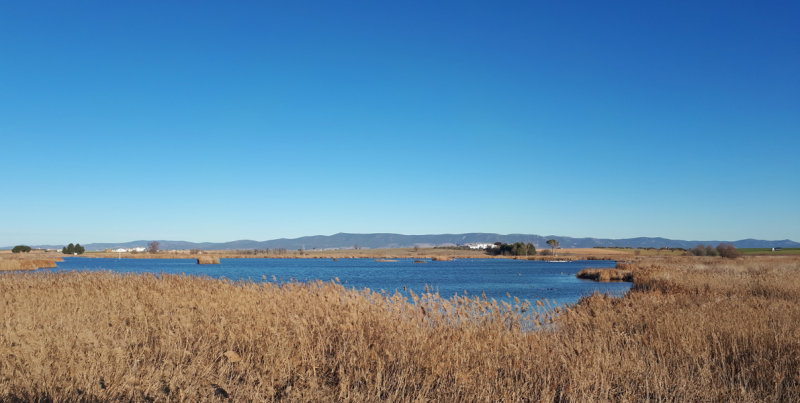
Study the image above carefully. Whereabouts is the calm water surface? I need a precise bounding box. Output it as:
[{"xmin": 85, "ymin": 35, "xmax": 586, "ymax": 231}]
[{"xmin": 52, "ymin": 257, "xmax": 629, "ymax": 306}]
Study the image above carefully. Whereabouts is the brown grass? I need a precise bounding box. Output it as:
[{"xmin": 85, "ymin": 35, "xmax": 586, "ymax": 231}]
[
  {"xmin": 1, "ymin": 256, "xmax": 799, "ymax": 401},
  {"xmin": 0, "ymin": 255, "xmax": 63, "ymax": 271},
  {"xmin": 83, "ymin": 248, "xmax": 493, "ymax": 260},
  {"xmin": 580, "ymin": 247, "xmax": 688, "ymax": 257},
  {"xmin": 576, "ymin": 262, "xmax": 635, "ymax": 282},
  {"xmin": 526, "ymin": 255, "xmax": 582, "ymax": 261},
  {"xmin": 197, "ymin": 256, "xmax": 221, "ymax": 265},
  {"xmin": 80, "ymin": 247, "xmax": 629, "ymax": 262},
  {"xmin": 576, "ymin": 268, "xmax": 633, "ymax": 282},
  {"xmin": 559, "ymin": 248, "xmax": 634, "ymax": 256}
]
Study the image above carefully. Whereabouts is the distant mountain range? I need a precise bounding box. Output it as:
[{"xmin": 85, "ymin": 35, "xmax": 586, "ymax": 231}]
[{"xmin": 9, "ymin": 233, "xmax": 800, "ymax": 251}]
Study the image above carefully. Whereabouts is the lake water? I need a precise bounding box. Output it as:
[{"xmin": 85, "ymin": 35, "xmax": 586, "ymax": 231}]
[{"xmin": 50, "ymin": 257, "xmax": 630, "ymax": 306}]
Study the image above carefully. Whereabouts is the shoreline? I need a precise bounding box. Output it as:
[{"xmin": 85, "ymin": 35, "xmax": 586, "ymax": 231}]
[{"xmin": 61, "ymin": 247, "xmax": 627, "ymax": 261}]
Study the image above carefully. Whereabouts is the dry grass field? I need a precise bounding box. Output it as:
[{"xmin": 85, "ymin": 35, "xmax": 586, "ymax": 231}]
[
  {"xmin": 1, "ymin": 256, "xmax": 799, "ymax": 401},
  {"xmin": 80, "ymin": 247, "xmax": 625, "ymax": 261},
  {"xmin": 0, "ymin": 254, "xmax": 63, "ymax": 271},
  {"xmin": 82, "ymin": 248, "xmax": 495, "ymax": 260},
  {"xmin": 576, "ymin": 262, "xmax": 634, "ymax": 281},
  {"xmin": 556, "ymin": 248, "xmax": 633, "ymax": 256}
]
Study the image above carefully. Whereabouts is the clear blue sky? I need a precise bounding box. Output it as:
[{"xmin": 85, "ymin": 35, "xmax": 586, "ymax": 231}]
[{"xmin": 1, "ymin": 1, "xmax": 798, "ymax": 246}]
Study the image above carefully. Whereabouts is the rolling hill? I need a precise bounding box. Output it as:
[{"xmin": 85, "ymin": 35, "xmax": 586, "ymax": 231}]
[{"xmin": 10, "ymin": 233, "xmax": 799, "ymax": 251}]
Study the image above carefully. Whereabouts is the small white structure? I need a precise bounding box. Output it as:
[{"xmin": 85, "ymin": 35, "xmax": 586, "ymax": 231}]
[
  {"xmin": 465, "ymin": 243, "xmax": 497, "ymax": 250},
  {"xmin": 112, "ymin": 247, "xmax": 147, "ymax": 253}
]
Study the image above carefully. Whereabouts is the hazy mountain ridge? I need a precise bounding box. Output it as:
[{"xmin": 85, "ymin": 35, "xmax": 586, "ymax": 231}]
[{"xmin": 10, "ymin": 233, "xmax": 799, "ymax": 251}]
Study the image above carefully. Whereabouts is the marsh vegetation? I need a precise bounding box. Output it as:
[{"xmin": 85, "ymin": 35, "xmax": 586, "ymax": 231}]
[{"xmin": 1, "ymin": 256, "xmax": 798, "ymax": 401}]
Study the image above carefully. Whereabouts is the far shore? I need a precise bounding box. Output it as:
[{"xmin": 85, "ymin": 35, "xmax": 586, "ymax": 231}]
[
  {"xmin": 3, "ymin": 247, "xmax": 630, "ymax": 260},
  {"xmin": 1, "ymin": 247, "xmax": 704, "ymax": 271}
]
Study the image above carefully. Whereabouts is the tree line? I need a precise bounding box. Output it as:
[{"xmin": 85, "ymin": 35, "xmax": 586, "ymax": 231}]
[
  {"xmin": 485, "ymin": 242, "xmax": 537, "ymax": 256},
  {"xmin": 11, "ymin": 245, "xmax": 32, "ymax": 253},
  {"xmin": 62, "ymin": 243, "xmax": 85, "ymax": 255},
  {"xmin": 690, "ymin": 243, "xmax": 741, "ymax": 258}
]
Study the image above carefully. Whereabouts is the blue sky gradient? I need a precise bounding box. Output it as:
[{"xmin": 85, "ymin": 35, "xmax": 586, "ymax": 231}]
[{"xmin": 2, "ymin": 1, "xmax": 798, "ymax": 245}]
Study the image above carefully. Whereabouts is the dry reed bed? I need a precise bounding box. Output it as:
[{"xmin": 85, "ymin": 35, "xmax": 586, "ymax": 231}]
[
  {"xmin": 2, "ymin": 257, "xmax": 799, "ymax": 401},
  {"xmin": 576, "ymin": 262, "xmax": 635, "ymax": 282},
  {"xmin": 82, "ymin": 249, "xmax": 494, "ymax": 260},
  {"xmin": 82, "ymin": 249, "xmax": 623, "ymax": 261},
  {"xmin": 0, "ymin": 256, "xmax": 63, "ymax": 271},
  {"xmin": 575, "ymin": 268, "xmax": 633, "ymax": 282},
  {"xmin": 197, "ymin": 256, "xmax": 221, "ymax": 265}
]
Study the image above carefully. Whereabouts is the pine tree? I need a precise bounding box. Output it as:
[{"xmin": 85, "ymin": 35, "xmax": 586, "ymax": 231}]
[{"xmin": 62, "ymin": 243, "xmax": 85, "ymax": 254}]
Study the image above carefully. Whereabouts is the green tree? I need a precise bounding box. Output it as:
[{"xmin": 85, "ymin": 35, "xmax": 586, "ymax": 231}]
[
  {"xmin": 485, "ymin": 242, "xmax": 536, "ymax": 257},
  {"xmin": 546, "ymin": 239, "xmax": 559, "ymax": 256},
  {"xmin": 12, "ymin": 245, "xmax": 32, "ymax": 253},
  {"xmin": 62, "ymin": 243, "xmax": 84, "ymax": 255}
]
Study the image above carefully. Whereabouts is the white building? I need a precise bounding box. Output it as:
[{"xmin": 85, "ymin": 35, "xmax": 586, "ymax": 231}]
[
  {"xmin": 113, "ymin": 247, "xmax": 148, "ymax": 253},
  {"xmin": 465, "ymin": 243, "xmax": 496, "ymax": 249}
]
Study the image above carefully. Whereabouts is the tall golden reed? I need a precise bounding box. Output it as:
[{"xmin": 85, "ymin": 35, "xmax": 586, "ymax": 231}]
[{"xmin": 1, "ymin": 256, "xmax": 799, "ymax": 401}]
